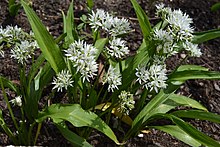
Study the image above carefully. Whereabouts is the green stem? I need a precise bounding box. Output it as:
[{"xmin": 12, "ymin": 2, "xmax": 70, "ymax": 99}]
[
  {"xmin": 0, "ymin": 111, "xmax": 17, "ymax": 143},
  {"xmin": 34, "ymin": 123, "xmax": 42, "ymax": 145},
  {"xmin": 0, "ymin": 78, "xmax": 19, "ymax": 131}
]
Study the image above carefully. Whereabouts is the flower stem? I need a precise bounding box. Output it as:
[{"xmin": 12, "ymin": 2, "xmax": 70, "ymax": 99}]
[
  {"xmin": 34, "ymin": 122, "xmax": 42, "ymax": 145},
  {"xmin": 0, "ymin": 78, "xmax": 19, "ymax": 131}
]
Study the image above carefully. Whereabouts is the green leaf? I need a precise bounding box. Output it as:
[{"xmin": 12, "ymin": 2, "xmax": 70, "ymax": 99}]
[
  {"xmin": 211, "ymin": 2, "xmax": 220, "ymax": 12},
  {"xmin": 152, "ymin": 125, "xmax": 201, "ymax": 147},
  {"xmin": 130, "ymin": 0, "xmax": 152, "ymax": 40},
  {"xmin": 140, "ymin": 94, "xmax": 207, "ymax": 123},
  {"xmin": 86, "ymin": 0, "xmax": 94, "ymax": 9},
  {"xmin": 56, "ymin": 123, "xmax": 92, "ymax": 147},
  {"xmin": 9, "ymin": 3, "xmax": 21, "ymax": 16},
  {"xmin": 169, "ymin": 70, "xmax": 220, "ymax": 81},
  {"xmin": 132, "ymin": 91, "xmax": 171, "ymax": 127},
  {"xmin": 38, "ymin": 63, "xmax": 55, "ymax": 89},
  {"xmin": 66, "ymin": 1, "xmax": 74, "ymax": 43},
  {"xmin": 94, "ymin": 38, "xmax": 108, "ymax": 60},
  {"xmin": 192, "ymin": 28, "xmax": 220, "ymax": 44},
  {"xmin": 27, "ymin": 54, "xmax": 45, "ymax": 87},
  {"xmin": 168, "ymin": 115, "xmax": 220, "ymax": 147},
  {"xmin": 65, "ymin": 0, "xmax": 78, "ymax": 43},
  {"xmin": 171, "ymin": 110, "xmax": 220, "ymax": 124},
  {"xmin": 37, "ymin": 104, "xmax": 120, "ymax": 145},
  {"xmin": 167, "ymin": 94, "xmax": 207, "ymax": 111},
  {"xmin": 177, "ymin": 65, "xmax": 209, "ymax": 72},
  {"xmin": 0, "ymin": 110, "xmax": 17, "ymax": 144},
  {"xmin": 21, "ymin": 0, "xmax": 65, "ymax": 74},
  {"xmin": 0, "ymin": 76, "xmax": 19, "ymax": 93}
]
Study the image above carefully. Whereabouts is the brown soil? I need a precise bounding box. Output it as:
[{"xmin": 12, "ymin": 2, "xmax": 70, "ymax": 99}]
[{"xmin": 0, "ymin": 0, "xmax": 220, "ymax": 146}]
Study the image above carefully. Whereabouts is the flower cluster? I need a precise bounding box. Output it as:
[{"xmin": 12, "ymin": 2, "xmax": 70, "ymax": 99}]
[
  {"xmin": 153, "ymin": 4, "xmax": 202, "ymax": 57},
  {"xmin": 10, "ymin": 96, "xmax": 22, "ymax": 107},
  {"xmin": 11, "ymin": 40, "xmax": 37, "ymax": 64},
  {"xmin": 52, "ymin": 70, "xmax": 74, "ymax": 92},
  {"xmin": 64, "ymin": 40, "xmax": 98, "ymax": 82},
  {"xmin": 117, "ymin": 91, "xmax": 135, "ymax": 115},
  {"xmin": 102, "ymin": 65, "xmax": 122, "ymax": 92},
  {"xmin": 88, "ymin": 9, "xmax": 131, "ymax": 36},
  {"xmin": 0, "ymin": 25, "xmax": 38, "ymax": 63},
  {"xmin": 135, "ymin": 64, "xmax": 167, "ymax": 93},
  {"xmin": 106, "ymin": 37, "xmax": 129, "ymax": 59}
]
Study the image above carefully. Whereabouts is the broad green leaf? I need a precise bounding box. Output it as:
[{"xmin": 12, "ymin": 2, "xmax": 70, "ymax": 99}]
[
  {"xmin": 130, "ymin": 0, "xmax": 152, "ymax": 40},
  {"xmin": 132, "ymin": 90, "xmax": 172, "ymax": 127},
  {"xmin": 66, "ymin": 0, "xmax": 74, "ymax": 43},
  {"xmin": 65, "ymin": 0, "xmax": 78, "ymax": 43},
  {"xmin": 168, "ymin": 70, "xmax": 220, "ymax": 81},
  {"xmin": 177, "ymin": 65, "xmax": 209, "ymax": 72},
  {"xmin": 94, "ymin": 38, "xmax": 108, "ymax": 60},
  {"xmin": 56, "ymin": 123, "xmax": 92, "ymax": 147},
  {"xmin": 0, "ymin": 76, "xmax": 19, "ymax": 93},
  {"xmin": 167, "ymin": 94, "xmax": 207, "ymax": 111},
  {"xmin": 168, "ymin": 115, "xmax": 220, "ymax": 147},
  {"xmin": 152, "ymin": 125, "xmax": 201, "ymax": 147},
  {"xmin": 143, "ymin": 94, "xmax": 207, "ymax": 122},
  {"xmin": 37, "ymin": 104, "xmax": 120, "ymax": 145},
  {"xmin": 21, "ymin": 0, "xmax": 65, "ymax": 74},
  {"xmin": 192, "ymin": 28, "xmax": 220, "ymax": 44},
  {"xmin": 171, "ymin": 110, "xmax": 220, "ymax": 124}
]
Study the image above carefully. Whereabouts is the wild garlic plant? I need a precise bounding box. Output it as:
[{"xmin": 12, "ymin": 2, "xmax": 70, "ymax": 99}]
[{"xmin": 1, "ymin": 0, "xmax": 220, "ymax": 146}]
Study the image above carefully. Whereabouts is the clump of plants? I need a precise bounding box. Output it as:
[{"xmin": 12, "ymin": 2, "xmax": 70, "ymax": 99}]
[{"xmin": 1, "ymin": 0, "xmax": 220, "ymax": 146}]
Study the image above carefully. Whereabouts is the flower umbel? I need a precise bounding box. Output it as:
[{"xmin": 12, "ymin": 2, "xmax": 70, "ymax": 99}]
[
  {"xmin": 11, "ymin": 40, "xmax": 36, "ymax": 64},
  {"xmin": 136, "ymin": 64, "xmax": 167, "ymax": 93},
  {"xmin": 10, "ymin": 96, "xmax": 22, "ymax": 107},
  {"xmin": 102, "ymin": 65, "xmax": 122, "ymax": 92},
  {"xmin": 52, "ymin": 70, "xmax": 74, "ymax": 92},
  {"xmin": 106, "ymin": 37, "xmax": 129, "ymax": 59},
  {"xmin": 64, "ymin": 40, "xmax": 98, "ymax": 82},
  {"xmin": 117, "ymin": 91, "xmax": 135, "ymax": 115},
  {"xmin": 183, "ymin": 41, "xmax": 202, "ymax": 57},
  {"xmin": 88, "ymin": 9, "xmax": 131, "ymax": 36}
]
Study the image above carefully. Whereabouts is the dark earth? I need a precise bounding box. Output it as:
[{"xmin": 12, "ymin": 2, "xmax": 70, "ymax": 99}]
[{"xmin": 0, "ymin": 0, "xmax": 220, "ymax": 146}]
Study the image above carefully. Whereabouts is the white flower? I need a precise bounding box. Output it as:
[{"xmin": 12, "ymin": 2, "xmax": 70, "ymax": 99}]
[
  {"xmin": 89, "ymin": 9, "xmax": 107, "ymax": 31},
  {"xmin": 167, "ymin": 9, "xmax": 194, "ymax": 40},
  {"xmin": 148, "ymin": 64, "xmax": 167, "ymax": 93},
  {"xmin": 135, "ymin": 64, "xmax": 167, "ymax": 93},
  {"xmin": 155, "ymin": 3, "xmax": 172, "ymax": 19},
  {"xmin": 11, "ymin": 40, "xmax": 36, "ymax": 64},
  {"xmin": 153, "ymin": 29, "xmax": 173, "ymax": 42},
  {"xmin": 106, "ymin": 37, "xmax": 129, "ymax": 58},
  {"xmin": 135, "ymin": 65, "xmax": 150, "ymax": 85},
  {"xmin": 118, "ymin": 91, "xmax": 135, "ymax": 115},
  {"xmin": 10, "ymin": 96, "xmax": 22, "ymax": 107},
  {"xmin": 64, "ymin": 40, "xmax": 98, "ymax": 82},
  {"xmin": 52, "ymin": 70, "xmax": 74, "ymax": 92},
  {"xmin": 102, "ymin": 65, "xmax": 122, "ymax": 92},
  {"xmin": 110, "ymin": 17, "xmax": 131, "ymax": 36},
  {"xmin": 183, "ymin": 41, "xmax": 202, "ymax": 57},
  {"xmin": 88, "ymin": 9, "xmax": 131, "ymax": 36}
]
